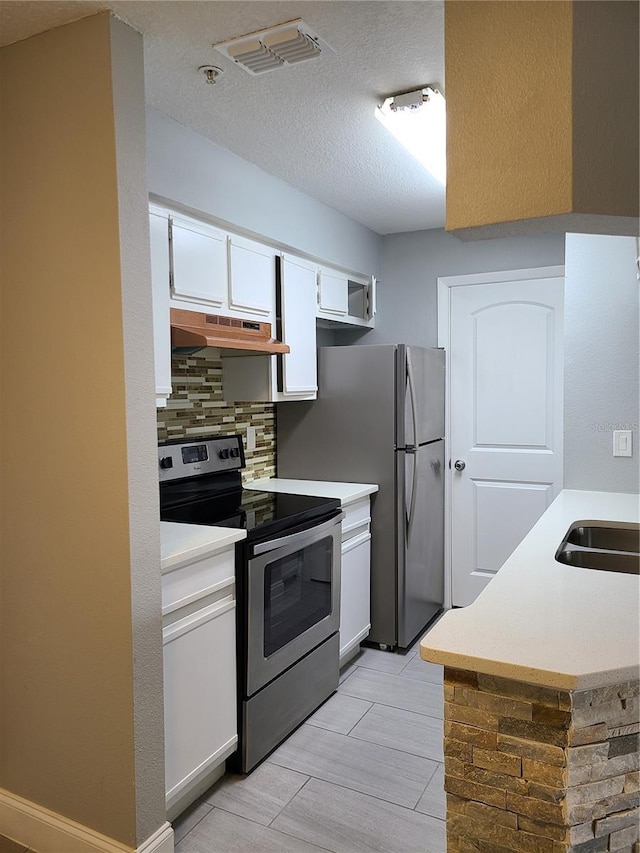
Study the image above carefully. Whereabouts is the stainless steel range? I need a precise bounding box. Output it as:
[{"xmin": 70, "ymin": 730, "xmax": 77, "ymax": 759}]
[{"xmin": 158, "ymin": 435, "xmax": 343, "ymax": 773}]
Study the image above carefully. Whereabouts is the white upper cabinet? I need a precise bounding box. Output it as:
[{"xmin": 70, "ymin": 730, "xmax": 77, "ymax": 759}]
[
  {"xmin": 149, "ymin": 207, "xmax": 172, "ymax": 407},
  {"xmin": 148, "ymin": 201, "xmax": 377, "ymax": 404},
  {"xmin": 170, "ymin": 214, "xmax": 228, "ymax": 307},
  {"xmin": 280, "ymin": 254, "xmax": 318, "ymax": 397},
  {"xmin": 222, "ymin": 254, "xmax": 318, "ymax": 404},
  {"xmin": 317, "ymin": 266, "xmax": 376, "ymax": 328},
  {"xmin": 228, "ymin": 236, "xmax": 276, "ymax": 320},
  {"xmin": 317, "ymin": 265, "xmax": 349, "ymax": 316}
]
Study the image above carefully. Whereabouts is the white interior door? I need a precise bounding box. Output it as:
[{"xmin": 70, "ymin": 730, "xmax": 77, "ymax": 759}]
[{"xmin": 443, "ymin": 269, "xmax": 564, "ymax": 607}]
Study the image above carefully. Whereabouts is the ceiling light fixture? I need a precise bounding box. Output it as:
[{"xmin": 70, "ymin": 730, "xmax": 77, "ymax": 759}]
[
  {"xmin": 375, "ymin": 86, "xmax": 446, "ymax": 185},
  {"xmin": 213, "ymin": 19, "xmax": 331, "ymax": 76}
]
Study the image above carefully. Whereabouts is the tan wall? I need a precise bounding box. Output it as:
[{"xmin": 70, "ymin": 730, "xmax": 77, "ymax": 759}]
[
  {"xmin": 0, "ymin": 14, "xmax": 150, "ymax": 845},
  {"xmin": 445, "ymin": 1, "xmax": 639, "ymax": 236},
  {"xmin": 445, "ymin": 1, "xmax": 574, "ymax": 230},
  {"xmin": 572, "ymin": 1, "xmax": 639, "ymax": 218}
]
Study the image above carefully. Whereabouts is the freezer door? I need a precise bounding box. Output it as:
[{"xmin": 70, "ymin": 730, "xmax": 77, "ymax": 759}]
[
  {"xmin": 397, "ymin": 346, "xmax": 445, "ymax": 448},
  {"xmin": 396, "ymin": 438, "xmax": 445, "ymax": 648}
]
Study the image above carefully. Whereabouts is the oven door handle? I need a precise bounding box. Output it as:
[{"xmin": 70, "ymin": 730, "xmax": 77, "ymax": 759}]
[{"xmin": 251, "ymin": 512, "xmax": 344, "ymax": 556}]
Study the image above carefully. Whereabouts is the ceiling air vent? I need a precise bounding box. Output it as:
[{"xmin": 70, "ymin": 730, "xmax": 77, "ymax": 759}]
[{"xmin": 213, "ymin": 19, "xmax": 330, "ymax": 76}]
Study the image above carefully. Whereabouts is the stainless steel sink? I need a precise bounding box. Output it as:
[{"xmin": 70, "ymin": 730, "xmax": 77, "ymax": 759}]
[
  {"xmin": 566, "ymin": 523, "xmax": 640, "ymax": 553},
  {"xmin": 555, "ymin": 521, "xmax": 640, "ymax": 575}
]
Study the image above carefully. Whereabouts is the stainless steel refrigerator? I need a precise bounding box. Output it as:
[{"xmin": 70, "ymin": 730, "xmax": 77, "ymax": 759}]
[{"xmin": 277, "ymin": 344, "xmax": 445, "ymax": 650}]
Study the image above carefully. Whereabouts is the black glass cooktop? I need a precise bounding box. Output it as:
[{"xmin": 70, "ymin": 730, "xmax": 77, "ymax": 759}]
[{"xmin": 160, "ymin": 484, "xmax": 340, "ymax": 542}]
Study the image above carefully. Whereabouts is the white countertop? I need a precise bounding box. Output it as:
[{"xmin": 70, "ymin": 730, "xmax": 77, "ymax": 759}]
[
  {"xmin": 160, "ymin": 521, "xmax": 246, "ymax": 572},
  {"xmin": 420, "ymin": 490, "xmax": 640, "ymax": 691},
  {"xmin": 248, "ymin": 478, "xmax": 379, "ymax": 506}
]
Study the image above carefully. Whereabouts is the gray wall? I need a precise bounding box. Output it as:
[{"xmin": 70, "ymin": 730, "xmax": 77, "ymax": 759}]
[
  {"xmin": 564, "ymin": 233, "xmax": 639, "ymax": 493},
  {"xmin": 146, "ymin": 107, "xmax": 380, "ymax": 277},
  {"xmin": 342, "ymin": 228, "xmax": 566, "ymax": 347},
  {"xmin": 112, "ymin": 17, "xmax": 167, "ymax": 844}
]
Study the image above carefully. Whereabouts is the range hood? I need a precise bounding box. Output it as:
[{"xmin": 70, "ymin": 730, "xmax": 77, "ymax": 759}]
[{"xmin": 170, "ymin": 309, "xmax": 289, "ymax": 357}]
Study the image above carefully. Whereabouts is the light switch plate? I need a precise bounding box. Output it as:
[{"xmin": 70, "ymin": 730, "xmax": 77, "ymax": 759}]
[
  {"xmin": 613, "ymin": 430, "xmax": 632, "ymax": 457},
  {"xmin": 246, "ymin": 426, "xmax": 256, "ymax": 452}
]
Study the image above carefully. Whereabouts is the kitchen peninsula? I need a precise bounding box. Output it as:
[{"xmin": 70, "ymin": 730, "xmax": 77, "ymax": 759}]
[{"xmin": 421, "ymin": 490, "xmax": 640, "ymax": 853}]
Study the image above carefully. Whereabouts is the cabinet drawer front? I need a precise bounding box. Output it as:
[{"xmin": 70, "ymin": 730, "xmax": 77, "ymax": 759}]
[
  {"xmin": 163, "ymin": 595, "xmax": 235, "ymax": 642},
  {"xmin": 342, "ymin": 498, "xmax": 372, "ymax": 540},
  {"xmin": 342, "ymin": 529, "xmax": 371, "ymax": 556},
  {"xmin": 163, "ymin": 602, "xmax": 237, "ymax": 802},
  {"xmin": 162, "ymin": 548, "xmax": 236, "ymax": 615}
]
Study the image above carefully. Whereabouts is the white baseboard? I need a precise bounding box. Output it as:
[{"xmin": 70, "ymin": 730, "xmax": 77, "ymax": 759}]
[
  {"xmin": 136, "ymin": 823, "xmax": 174, "ymax": 853},
  {"xmin": 339, "ymin": 626, "xmax": 370, "ymax": 667},
  {"xmin": 0, "ymin": 788, "xmax": 174, "ymax": 853},
  {"xmin": 166, "ymin": 762, "xmax": 226, "ymax": 824}
]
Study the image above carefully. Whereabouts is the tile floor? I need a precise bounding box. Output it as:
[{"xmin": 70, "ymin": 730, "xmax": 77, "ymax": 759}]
[{"xmin": 174, "ymin": 640, "xmax": 446, "ymax": 853}]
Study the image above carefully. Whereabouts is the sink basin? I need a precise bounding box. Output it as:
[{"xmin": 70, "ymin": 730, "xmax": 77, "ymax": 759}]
[
  {"xmin": 555, "ymin": 521, "xmax": 640, "ymax": 575},
  {"xmin": 566, "ymin": 523, "xmax": 640, "ymax": 553}
]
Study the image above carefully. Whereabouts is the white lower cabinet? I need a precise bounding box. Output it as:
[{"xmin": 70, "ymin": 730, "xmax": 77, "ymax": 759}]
[
  {"xmin": 339, "ymin": 497, "xmax": 372, "ymax": 663},
  {"xmin": 162, "ymin": 550, "xmax": 237, "ymax": 820}
]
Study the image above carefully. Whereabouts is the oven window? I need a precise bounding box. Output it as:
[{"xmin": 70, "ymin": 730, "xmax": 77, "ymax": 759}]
[{"xmin": 263, "ymin": 535, "xmax": 333, "ymax": 658}]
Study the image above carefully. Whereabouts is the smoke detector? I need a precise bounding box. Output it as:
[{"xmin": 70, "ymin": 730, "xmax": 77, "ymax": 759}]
[{"xmin": 213, "ymin": 19, "xmax": 331, "ymax": 76}]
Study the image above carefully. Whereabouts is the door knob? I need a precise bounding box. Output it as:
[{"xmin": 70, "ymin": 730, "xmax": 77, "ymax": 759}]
[{"xmin": 454, "ymin": 459, "xmax": 466, "ymax": 471}]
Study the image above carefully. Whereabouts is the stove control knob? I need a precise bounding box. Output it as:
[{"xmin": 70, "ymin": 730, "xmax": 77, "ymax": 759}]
[
  {"xmin": 159, "ymin": 457, "xmax": 173, "ymax": 470},
  {"xmin": 218, "ymin": 448, "xmax": 230, "ymax": 459},
  {"xmin": 230, "ymin": 447, "xmax": 240, "ymax": 458}
]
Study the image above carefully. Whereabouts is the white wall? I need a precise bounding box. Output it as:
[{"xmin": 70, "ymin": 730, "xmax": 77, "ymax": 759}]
[
  {"xmin": 564, "ymin": 233, "xmax": 639, "ymax": 493},
  {"xmin": 146, "ymin": 108, "xmax": 380, "ymax": 277},
  {"xmin": 341, "ymin": 228, "xmax": 566, "ymax": 346}
]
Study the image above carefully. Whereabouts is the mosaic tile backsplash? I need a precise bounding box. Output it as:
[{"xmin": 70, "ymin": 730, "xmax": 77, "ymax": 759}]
[{"xmin": 157, "ymin": 354, "xmax": 275, "ymax": 483}]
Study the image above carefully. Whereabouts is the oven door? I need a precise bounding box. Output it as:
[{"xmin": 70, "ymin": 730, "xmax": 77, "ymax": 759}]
[{"xmin": 245, "ymin": 513, "xmax": 343, "ymax": 697}]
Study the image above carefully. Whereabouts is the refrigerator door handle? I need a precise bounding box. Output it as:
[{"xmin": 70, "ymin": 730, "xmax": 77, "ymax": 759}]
[
  {"xmin": 405, "ymin": 446, "xmax": 419, "ymax": 544},
  {"xmin": 404, "ymin": 349, "xmax": 421, "ymax": 544},
  {"xmin": 406, "ymin": 348, "xmax": 420, "ymax": 450}
]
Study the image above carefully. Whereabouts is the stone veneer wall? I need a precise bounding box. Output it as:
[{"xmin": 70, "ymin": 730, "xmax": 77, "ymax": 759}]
[
  {"xmin": 157, "ymin": 354, "xmax": 275, "ymax": 483},
  {"xmin": 444, "ymin": 668, "xmax": 639, "ymax": 853}
]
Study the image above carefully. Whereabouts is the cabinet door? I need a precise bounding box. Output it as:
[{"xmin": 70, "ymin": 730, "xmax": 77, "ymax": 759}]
[
  {"xmin": 228, "ymin": 236, "xmax": 276, "ymax": 318},
  {"xmin": 280, "ymin": 255, "xmax": 318, "ymax": 396},
  {"xmin": 339, "ymin": 531, "xmax": 371, "ymax": 661},
  {"xmin": 318, "ymin": 266, "xmax": 349, "ymax": 316},
  {"xmin": 149, "ymin": 209, "xmax": 172, "ymax": 406},
  {"xmin": 170, "ymin": 214, "xmax": 228, "ymax": 307},
  {"xmin": 163, "ymin": 597, "xmax": 237, "ymax": 809}
]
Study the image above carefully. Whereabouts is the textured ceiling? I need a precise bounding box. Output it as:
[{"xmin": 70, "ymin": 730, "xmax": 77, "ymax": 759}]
[{"xmin": 0, "ymin": 1, "xmax": 446, "ymax": 235}]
